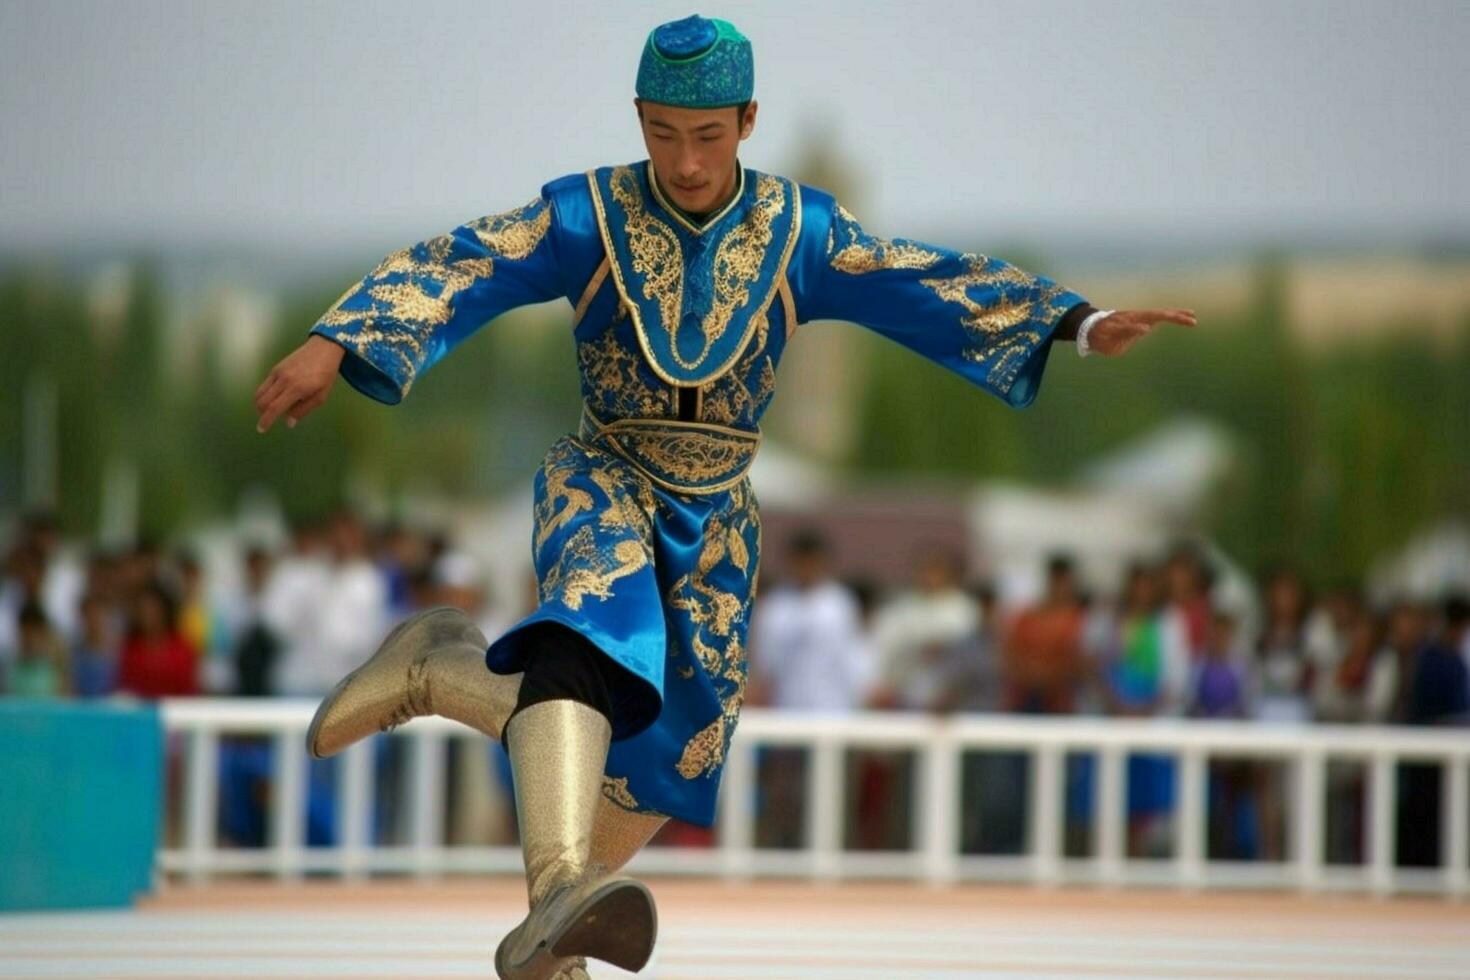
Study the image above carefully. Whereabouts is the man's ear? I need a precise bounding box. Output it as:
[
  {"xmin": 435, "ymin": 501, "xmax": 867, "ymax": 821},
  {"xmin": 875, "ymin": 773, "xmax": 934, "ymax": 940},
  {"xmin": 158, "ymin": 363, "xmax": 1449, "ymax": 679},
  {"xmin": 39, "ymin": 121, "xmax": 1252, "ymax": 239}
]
[{"xmin": 740, "ymin": 100, "xmax": 758, "ymax": 139}]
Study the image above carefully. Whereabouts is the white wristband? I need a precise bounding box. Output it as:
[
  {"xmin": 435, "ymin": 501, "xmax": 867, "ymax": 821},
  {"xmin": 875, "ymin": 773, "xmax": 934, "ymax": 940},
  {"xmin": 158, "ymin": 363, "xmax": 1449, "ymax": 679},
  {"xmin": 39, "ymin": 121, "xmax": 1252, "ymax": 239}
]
[{"xmin": 1076, "ymin": 309, "xmax": 1113, "ymax": 357}]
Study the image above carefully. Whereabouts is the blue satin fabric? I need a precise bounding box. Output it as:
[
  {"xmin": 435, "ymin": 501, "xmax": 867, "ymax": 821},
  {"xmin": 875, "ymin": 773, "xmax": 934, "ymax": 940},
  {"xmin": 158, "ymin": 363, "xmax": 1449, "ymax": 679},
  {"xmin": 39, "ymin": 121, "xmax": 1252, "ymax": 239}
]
[
  {"xmin": 485, "ymin": 434, "xmax": 761, "ymax": 826},
  {"xmin": 308, "ymin": 159, "xmax": 1086, "ymax": 827}
]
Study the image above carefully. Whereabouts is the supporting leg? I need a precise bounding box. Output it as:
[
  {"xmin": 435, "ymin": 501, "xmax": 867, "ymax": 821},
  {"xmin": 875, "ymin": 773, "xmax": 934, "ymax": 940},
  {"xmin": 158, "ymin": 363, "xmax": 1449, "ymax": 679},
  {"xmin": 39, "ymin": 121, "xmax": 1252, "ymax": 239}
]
[
  {"xmin": 550, "ymin": 800, "xmax": 669, "ymax": 980},
  {"xmin": 506, "ymin": 699, "xmax": 611, "ymax": 908},
  {"xmin": 492, "ymin": 630, "xmax": 659, "ymax": 980}
]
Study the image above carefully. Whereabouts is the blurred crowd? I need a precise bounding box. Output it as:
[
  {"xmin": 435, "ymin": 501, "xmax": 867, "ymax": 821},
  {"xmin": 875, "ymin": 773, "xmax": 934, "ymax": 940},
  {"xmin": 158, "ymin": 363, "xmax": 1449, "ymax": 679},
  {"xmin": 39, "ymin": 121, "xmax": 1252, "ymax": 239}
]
[
  {"xmin": 749, "ymin": 529, "xmax": 1470, "ymax": 728},
  {"xmin": 0, "ymin": 509, "xmax": 509, "ymax": 702},
  {"xmin": 3, "ymin": 509, "xmax": 1468, "ymax": 866},
  {"xmin": 748, "ymin": 529, "xmax": 1470, "ymax": 865}
]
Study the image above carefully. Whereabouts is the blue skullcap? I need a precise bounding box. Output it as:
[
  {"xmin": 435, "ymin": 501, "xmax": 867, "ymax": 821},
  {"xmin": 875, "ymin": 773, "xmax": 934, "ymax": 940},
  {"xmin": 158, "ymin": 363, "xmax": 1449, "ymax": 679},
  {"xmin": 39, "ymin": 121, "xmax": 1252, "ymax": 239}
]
[{"xmin": 636, "ymin": 14, "xmax": 753, "ymax": 109}]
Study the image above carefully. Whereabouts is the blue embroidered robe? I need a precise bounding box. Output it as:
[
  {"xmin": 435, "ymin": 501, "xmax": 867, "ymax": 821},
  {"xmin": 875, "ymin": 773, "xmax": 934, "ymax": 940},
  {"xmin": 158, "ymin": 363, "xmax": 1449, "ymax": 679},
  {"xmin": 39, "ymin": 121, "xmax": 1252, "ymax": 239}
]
[{"xmin": 309, "ymin": 159, "xmax": 1087, "ymax": 826}]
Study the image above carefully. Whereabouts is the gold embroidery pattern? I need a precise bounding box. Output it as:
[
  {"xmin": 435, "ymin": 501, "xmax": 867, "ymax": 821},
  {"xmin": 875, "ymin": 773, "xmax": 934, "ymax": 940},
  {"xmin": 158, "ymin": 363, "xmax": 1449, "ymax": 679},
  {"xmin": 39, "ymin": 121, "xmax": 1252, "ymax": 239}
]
[
  {"xmin": 576, "ymin": 324, "xmax": 671, "ymax": 420},
  {"xmin": 589, "ymin": 465, "xmax": 657, "ymax": 540},
  {"xmin": 468, "ymin": 198, "xmax": 552, "ymax": 259},
  {"xmin": 919, "ymin": 254, "xmax": 1070, "ymax": 390},
  {"xmin": 533, "ymin": 462, "xmax": 595, "ymax": 555},
  {"xmin": 588, "ymin": 165, "xmax": 802, "ymax": 388},
  {"xmin": 608, "ymin": 166, "xmax": 685, "ymax": 340},
  {"xmin": 579, "ymin": 405, "xmax": 761, "ymax": 496},
  {"xmin": 700, "ymin": 308, "xmax": 772, "ymax": 427},
  {"xmin": 539, "ymin": 528, "xmax": 647, "ymax": 612},
  {"xmin": 602, "ymin": 776, "xmax": 640, "ymax": 810},
  {"xmin": 669, "ymin": 480, "xmax": 759, "ymax": 781},
  {"xmin": 606, "ymin": 428, "xmax": 757, "ymax": 494},
  {"xmin": 314, "ymin": 197, "xmax": 552, "ymax": 396},
  {"xmin": 676, "ymin": 716, "xmax": 725, "ymax": 779},
  {"xmin": 534, "ymin": 440, "xmax": 654, "ymax": 612},
  {"xmin": 828, "ymin": 203, "xmax": 945, "ymax": 274},
  {"xmin": 685, "ymin": 174, "xmax": 786, "ymax": 370}
]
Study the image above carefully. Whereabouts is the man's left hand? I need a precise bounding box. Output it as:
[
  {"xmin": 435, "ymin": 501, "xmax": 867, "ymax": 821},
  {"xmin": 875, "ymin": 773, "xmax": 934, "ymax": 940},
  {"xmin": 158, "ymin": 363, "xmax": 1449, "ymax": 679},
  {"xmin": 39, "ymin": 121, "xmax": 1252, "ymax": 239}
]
[{"xmin": 1087, "ymin": 308, "xmax": 1197, "ymax": 357}]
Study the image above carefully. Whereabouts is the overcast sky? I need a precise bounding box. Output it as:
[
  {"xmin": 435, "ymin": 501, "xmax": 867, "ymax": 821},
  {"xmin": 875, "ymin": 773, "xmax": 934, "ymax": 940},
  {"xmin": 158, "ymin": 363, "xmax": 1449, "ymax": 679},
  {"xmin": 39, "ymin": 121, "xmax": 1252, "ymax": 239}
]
[{"xmin": 2, "ymin": 0, "xmax": 1466, "ymax": 255}]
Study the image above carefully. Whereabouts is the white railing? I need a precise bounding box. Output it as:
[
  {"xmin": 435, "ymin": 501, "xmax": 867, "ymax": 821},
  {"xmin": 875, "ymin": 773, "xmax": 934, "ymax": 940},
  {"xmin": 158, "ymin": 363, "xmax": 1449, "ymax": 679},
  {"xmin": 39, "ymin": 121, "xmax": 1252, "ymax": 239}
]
[{"xmin": 158, "ymin": 699, "xmax": 1470, "ymax": 897}]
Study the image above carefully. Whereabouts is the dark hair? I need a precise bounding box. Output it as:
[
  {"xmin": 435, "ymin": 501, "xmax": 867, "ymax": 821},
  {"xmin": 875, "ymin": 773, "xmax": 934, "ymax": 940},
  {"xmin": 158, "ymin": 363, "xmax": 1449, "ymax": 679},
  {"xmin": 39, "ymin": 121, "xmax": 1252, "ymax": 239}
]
[
  {"xmin": 788, "ymin": 527, "xmax": 828, "ymax": 558},
  {"xmin": 21, "ymin": 509, "xmax": 61, "ymax": 536},
  {"xmin": 132, "ymin": 579, "xmax": 179, "ymax": 636},
  {"xmin": 1445, "ymin": 594, "xmax": 1470, "ymax": 628},
  {"xmin": 847, "ymin": 577, "xmax": 880, "ymax": 616},
  {"xmin": 18, "ymin": 600, "xmax": 50, "ymax": 631},
  {"xmin": 1046, "ymin": 552, "xmax": 1075, "ymax": 578},
  {"xmin": 1122, "ymin": 560, "xmax": 1157, "ymax": 595},
  {"xmin": 1166, "ymin": 538, "xmax": 1216, "ymax": 589}
]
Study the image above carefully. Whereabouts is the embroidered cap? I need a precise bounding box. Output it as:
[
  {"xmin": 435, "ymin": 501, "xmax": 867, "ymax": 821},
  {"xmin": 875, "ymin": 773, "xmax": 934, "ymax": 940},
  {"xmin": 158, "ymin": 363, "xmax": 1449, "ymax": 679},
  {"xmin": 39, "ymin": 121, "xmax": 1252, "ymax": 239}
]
[{"xmin": 635, "ymin": 14, "xmax": 753, "ymax": 109}]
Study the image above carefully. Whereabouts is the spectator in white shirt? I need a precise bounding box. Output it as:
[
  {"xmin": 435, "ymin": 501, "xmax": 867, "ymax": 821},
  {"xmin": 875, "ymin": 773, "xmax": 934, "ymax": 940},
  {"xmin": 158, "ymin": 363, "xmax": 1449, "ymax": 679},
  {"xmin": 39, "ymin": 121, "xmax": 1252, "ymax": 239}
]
[
  {"xmin": 265, "ymin": 518, "xmax": 334, "ymax": 697},
  {"xmin": 314, "ymin": 509, "xmax": 389, "ymax": 697},
  {"xmin": 868, "ymin": 544, "xmax": 978, "ymax": 711},
  {"xmin": 749, "ymin": 528, "xmax": 874, "ymax": 712}
]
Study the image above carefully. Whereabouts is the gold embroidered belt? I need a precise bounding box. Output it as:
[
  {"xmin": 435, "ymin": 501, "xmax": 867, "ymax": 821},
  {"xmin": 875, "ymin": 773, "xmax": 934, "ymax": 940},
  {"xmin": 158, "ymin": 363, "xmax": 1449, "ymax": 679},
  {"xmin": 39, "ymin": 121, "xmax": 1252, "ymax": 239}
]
[{"xmin": 577, "ymin": 403, "xmax": 761, "ymax": 496}]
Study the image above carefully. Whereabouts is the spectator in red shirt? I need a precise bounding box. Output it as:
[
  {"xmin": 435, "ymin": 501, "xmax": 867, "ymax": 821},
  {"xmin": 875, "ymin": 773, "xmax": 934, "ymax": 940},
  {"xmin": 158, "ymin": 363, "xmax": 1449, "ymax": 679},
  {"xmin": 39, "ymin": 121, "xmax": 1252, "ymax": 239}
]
[
  {"xmin": 118, "ymin": 580, "xmax": 198, "ymax": 697},
  {"xmin": 1003, "ymin": 554, "xmax": 1087, "ymax": 714}
]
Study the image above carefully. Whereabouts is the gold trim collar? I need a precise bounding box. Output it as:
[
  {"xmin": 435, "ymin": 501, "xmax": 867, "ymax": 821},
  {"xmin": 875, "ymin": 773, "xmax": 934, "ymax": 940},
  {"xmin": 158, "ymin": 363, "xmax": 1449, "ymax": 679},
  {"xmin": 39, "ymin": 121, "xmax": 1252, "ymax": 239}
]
[{"xmin": 647, "ymin": 160, "xmax": 746, "ymax": 236}]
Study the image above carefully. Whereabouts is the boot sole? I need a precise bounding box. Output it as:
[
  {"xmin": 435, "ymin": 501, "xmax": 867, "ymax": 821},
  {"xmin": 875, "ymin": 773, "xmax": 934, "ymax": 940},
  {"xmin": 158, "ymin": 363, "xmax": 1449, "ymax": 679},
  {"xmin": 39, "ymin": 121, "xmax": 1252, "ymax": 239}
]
[
  {"xmin": 304, "ymin": 606, "xmax": 459, "ymax": 759},
  {"xmin": 495, "ymin": 878, "xmax": 657, "ymax": 978}
]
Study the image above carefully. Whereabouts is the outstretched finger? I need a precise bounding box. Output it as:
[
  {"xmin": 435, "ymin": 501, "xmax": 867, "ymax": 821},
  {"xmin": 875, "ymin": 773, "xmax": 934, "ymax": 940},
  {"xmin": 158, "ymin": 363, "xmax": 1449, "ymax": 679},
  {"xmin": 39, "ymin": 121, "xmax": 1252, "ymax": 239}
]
[
  {"xmin": 256, "ymin": 386, "xmax": 300, "ymax": 434},
  {"xmin": 285, "ymin": 392, "xmax": 327, "ymax": 429},
  {"xmin": 1150, "ymin": 308, "xmax": 1198, "ymax": 326},
  {"xmin": 254, "ymin": 372, "xmax": 287, "ymax": 412}
]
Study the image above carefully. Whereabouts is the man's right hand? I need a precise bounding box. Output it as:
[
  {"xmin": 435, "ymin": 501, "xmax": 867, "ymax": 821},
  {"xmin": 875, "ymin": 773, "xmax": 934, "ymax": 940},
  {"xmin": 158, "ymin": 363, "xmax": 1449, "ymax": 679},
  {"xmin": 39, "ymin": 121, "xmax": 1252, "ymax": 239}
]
[{"xmin": 253, "ymin": 335, "xmax": 346, "ymax": 433}]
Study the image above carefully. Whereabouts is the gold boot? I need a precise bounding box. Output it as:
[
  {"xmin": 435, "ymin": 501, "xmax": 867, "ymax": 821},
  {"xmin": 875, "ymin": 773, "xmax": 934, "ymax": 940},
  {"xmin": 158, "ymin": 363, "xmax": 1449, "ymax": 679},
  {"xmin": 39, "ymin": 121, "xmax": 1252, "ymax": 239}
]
[
  {"xmin": 306, "ymin": 606, "xmax": 521, "ymax": 759},
  {"xmin": 493, "ymin": 699, "xmax": 657, "ymax": 980}
]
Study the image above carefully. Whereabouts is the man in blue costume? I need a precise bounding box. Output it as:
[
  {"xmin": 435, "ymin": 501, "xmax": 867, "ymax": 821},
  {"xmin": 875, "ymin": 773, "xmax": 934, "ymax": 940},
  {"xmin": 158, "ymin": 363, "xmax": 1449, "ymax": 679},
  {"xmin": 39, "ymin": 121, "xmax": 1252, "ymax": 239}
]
[{"xmin": 254, "ymin": 14, "xmax": 1195, "ymax": 979}]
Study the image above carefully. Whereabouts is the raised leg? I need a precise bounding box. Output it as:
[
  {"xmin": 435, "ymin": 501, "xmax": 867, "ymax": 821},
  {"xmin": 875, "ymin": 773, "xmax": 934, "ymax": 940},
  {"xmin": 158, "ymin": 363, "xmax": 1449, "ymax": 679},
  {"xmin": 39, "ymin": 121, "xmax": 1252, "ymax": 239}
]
[{"xmin": 307, "ymin": 607, "xmax": 521, "ymax": 758}]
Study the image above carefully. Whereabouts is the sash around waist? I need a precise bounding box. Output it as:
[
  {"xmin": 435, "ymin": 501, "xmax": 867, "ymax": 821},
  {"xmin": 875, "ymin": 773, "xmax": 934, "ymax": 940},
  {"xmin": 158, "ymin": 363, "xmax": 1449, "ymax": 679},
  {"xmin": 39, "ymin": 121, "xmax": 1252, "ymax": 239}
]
[{"xmin": 576, "ymin": 403, "xmax": 761, "ymax": 496}]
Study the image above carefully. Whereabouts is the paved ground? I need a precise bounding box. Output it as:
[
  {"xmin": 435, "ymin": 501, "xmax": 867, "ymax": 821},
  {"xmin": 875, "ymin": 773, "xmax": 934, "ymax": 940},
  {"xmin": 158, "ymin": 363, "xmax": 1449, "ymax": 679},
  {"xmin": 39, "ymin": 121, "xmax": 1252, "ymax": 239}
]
[{"xmin": 3, "ymin": 878, "xmax": 1469, "ymax": 978}]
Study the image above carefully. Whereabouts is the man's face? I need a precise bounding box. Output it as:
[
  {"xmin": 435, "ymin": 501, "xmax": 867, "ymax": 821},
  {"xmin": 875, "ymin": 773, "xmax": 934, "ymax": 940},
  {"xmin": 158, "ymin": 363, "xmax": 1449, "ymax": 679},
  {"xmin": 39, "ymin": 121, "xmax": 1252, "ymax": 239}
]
[
  {"xmin": 1047, "ymin": 569, "xmax": 1077, "ymax": 605},
  {"xmin": 637, "ymin": 99, "xmax": 756, "ymax": 214},
  {"xmin": 789, "ymin": 549, "xmax": 826, "ymax": 588}
]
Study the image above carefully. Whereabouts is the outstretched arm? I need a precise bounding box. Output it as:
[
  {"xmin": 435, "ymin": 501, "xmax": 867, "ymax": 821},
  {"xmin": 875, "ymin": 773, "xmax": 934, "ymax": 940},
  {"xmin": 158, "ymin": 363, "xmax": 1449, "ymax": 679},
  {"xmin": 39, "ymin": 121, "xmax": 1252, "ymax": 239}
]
[
  {"xmin": 795, "ymin": 198, "xmax": 1194, "ymax": 407},
  {"xmin": 254, "ymin": 192, "xmax": 563, "ymax": 432}
]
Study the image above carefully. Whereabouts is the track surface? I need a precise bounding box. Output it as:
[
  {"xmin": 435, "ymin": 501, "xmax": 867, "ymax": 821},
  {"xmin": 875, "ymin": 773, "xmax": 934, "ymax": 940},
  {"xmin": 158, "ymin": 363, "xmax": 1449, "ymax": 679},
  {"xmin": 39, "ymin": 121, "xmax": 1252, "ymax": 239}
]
[{"xmin": 3, "ymin": 879, "xmax": 1469, "ymax": 978}]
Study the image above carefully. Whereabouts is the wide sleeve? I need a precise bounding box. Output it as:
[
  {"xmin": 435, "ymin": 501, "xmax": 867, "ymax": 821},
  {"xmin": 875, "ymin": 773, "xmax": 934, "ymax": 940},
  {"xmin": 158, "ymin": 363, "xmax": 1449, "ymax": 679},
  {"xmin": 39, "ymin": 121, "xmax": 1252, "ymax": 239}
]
[
  {"xmin": 309, "ymin": 192, "xmax": 563, "ymax": 405},
  {"xmin": 798, "ymin": 198, "xmax": 1092, "ymax": 408}
]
